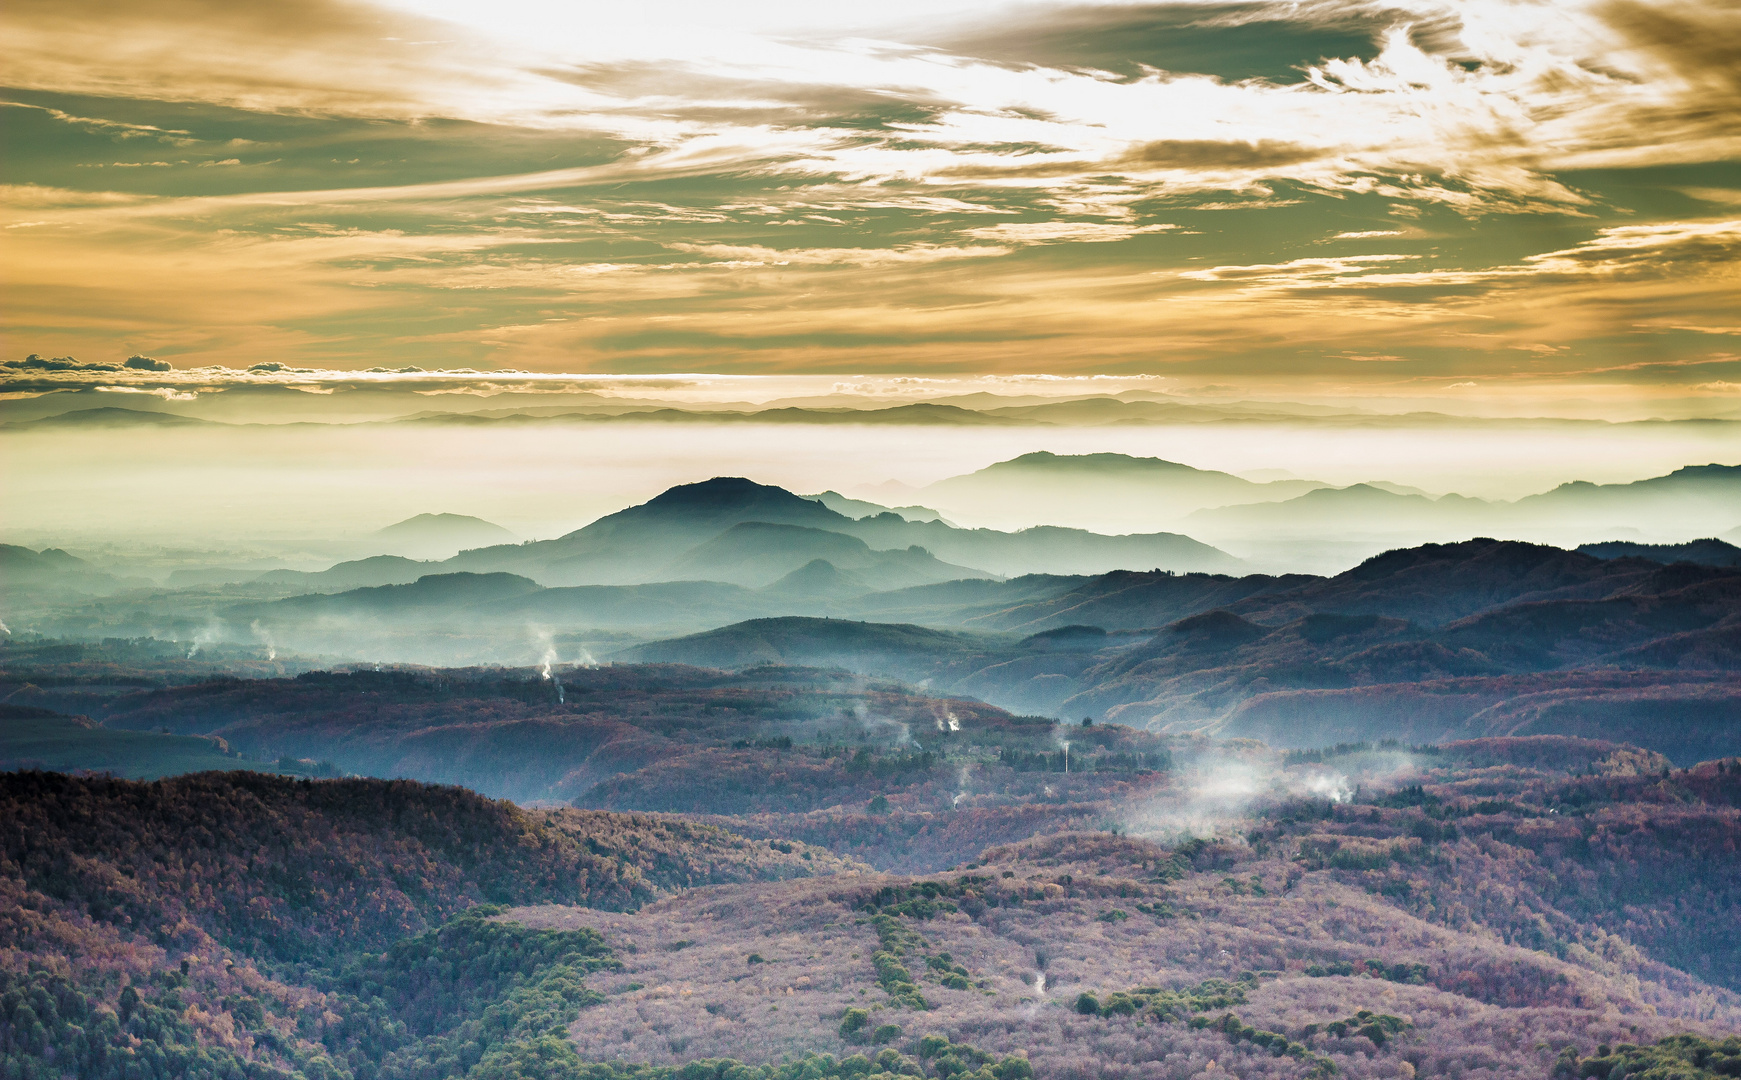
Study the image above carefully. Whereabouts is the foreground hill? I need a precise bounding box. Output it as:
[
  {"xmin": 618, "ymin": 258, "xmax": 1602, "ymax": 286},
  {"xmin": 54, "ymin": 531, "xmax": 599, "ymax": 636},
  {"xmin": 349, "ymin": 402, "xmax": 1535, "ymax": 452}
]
[
  {"xmin": 524, "ymin": 765, "xmax": 1741, "ymax": 1072},
  {"xmin": 0, "ymin": 770, "xmax": 849, "ymax": 964},
  {"xmin": 0, "ymin": 770, "xmax": 855, "ymax": 1080},
  {"xmin": 4, "ymin": 752, "xmax": 1739, "ymax": 1080}
]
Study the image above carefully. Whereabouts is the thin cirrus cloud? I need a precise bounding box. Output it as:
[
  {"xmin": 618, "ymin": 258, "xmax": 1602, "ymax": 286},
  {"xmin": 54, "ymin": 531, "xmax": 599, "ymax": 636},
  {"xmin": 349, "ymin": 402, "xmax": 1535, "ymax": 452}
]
[{"xmin": 0, "ymin": 0, "xmax": 1738, "ymax": 409}]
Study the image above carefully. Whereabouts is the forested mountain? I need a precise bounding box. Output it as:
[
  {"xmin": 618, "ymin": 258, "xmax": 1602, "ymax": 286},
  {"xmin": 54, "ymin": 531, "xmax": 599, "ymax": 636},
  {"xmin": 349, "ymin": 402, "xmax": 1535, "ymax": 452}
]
[
  {"xmin": 7, "ymin": 489, "xmax": 1739, "ymax": 1079},
  {"xmin": 5, "ymin": 745, "xmax": 1741, "ymax": 1080},
  {"xmin": 1578, "ymin": 538, "xmax": 1741, "ymax": 568},
  {"xmin": 623, "ymin": 540, "xmax": 1741, "ymax": 759},
  {"xmin": 0, "ymin": 770, "xmax": 855, "ymax": 1080}
]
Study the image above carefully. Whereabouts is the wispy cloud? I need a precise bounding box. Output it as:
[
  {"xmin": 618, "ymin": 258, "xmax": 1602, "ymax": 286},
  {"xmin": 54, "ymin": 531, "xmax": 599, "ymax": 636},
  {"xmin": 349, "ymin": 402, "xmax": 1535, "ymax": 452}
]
[{"xmin": 1, "ymin": 0, "xmax": 1738, "ymax": 402}]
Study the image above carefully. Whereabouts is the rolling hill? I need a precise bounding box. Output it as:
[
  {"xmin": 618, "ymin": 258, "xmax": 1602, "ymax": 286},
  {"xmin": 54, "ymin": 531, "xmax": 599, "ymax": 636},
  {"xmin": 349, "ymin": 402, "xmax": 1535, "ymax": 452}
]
[
  {"xmin": 4, "ymin": 733, "xmax": 1740, "ymax": 1080},
  {"xmin": 621, "ymin": 616, "xmax": 1013, "ymax": 673},
  {"xmin": 256, "ymin": 553, "xmax": 440, "ymax": 590},
  {"xmin": 664, "ymin": 522, "xmax": 991, "ymax": 588},
  {"xmin": 0, "ymin": 704, "xmax": 320, "ymax": 779},
  {"xmin": 627, "ymin": 540, "xmax": 1741, "ymax": 759}
]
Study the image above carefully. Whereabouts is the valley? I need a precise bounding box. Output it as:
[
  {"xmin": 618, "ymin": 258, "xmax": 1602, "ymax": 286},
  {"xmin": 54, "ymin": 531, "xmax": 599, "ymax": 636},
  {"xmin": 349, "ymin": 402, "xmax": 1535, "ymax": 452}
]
[{"xmin": 4, "ymin": 459, "xmax": 1740, "ymax": 1080}]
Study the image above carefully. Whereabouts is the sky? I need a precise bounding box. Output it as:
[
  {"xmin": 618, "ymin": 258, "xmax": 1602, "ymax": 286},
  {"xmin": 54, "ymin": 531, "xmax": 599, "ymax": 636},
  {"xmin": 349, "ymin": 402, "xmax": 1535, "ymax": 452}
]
[{"xmin": 3, "ymin": 0, "xmax": 1740, "ymax": 416}]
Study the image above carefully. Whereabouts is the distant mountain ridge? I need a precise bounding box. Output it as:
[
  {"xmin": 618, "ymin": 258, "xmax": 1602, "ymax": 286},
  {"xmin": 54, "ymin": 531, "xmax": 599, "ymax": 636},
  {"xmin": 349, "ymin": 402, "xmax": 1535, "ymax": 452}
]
[
  {"xmin": 441, "ymin": 476, "xmax": 1238, "ymax": 586},
  {"xmin": 625, "ymin": 538, "xmax": 1741, "ymax": 762},
  {"xmin": 257, "ymin": 554, "xmax": 439, "ymax": 591},
  {"xmin": 903, "ymin": 454, "xmax": 1740, "ymax": 563},
  {"xmin": 916, "ymin": 450, "xmax": 1324, "ymax": 530},
  {"xmin": 1172, "ymin": 462, "xmax": 1741, "ymax": 550},
  {"xmin": 372, "ymin": 512, "xmax": 517, "ymax": 559},
  {"xmin": 1577, "ymin": 539, "xmax": 1741, "ymax": 568}
]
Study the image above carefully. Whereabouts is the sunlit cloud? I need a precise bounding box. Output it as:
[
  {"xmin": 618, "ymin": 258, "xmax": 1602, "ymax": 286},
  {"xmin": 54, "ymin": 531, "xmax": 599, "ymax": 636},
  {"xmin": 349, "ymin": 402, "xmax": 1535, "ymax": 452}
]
[{"xmin": 2, "ymin": 0, "xmax": 1738, "ymax": 409}]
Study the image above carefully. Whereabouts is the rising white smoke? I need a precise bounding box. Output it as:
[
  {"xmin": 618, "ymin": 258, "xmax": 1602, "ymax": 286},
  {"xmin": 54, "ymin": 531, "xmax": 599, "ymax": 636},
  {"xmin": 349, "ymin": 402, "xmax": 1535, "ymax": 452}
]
[
  {"xmin": 531, "ymin": 626, "xmax": 565, "ymax": 704},
  {"xmin": 952, "ymin": 763, "xmax": 972, "ymax": 807},
  {"xmin": 250, "ymin": 619, "xmax": 277, "ymax": 661},
  {"xmin": 1117, "ymin": 743, "xmax": 1413, "ymax": 841},
  {"xmin": 185, "ymin": 619, "xmax": 226, "ymax": 658},
  {"xmin": 854, "ymin": 703, "xmax": 913, "ymax": 748}
]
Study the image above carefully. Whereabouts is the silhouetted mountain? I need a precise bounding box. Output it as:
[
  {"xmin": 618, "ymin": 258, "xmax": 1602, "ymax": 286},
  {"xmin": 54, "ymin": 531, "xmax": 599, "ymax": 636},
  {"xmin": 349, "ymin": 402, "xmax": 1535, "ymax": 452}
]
[
  {"xmin": 913, "ymin": 457, "xmax": 1739, "ymax": 568},
  {"xmin": 621, "ymin": 539, "xmax": 1741, "ymax": 757},
  {"xmin": 1, "ymin": 544, "xmax": 96, "ymax": 579},
  {"xmin": 441, "ymin": 476, "xmax": 1238, "ymax": 585},
  {"xmin": 621, "ymin": 616, "xmax": 1010, "ymax": 673},
  {"xmin": 445, "ymin": 477, "xmax": 847, "ymax": 584},
  {"xmin": 1186, "ymin": 484, "xmax": 1489, "ymax": 534},
  {"xmin": 397, "ymin": 401, "xmax": 1029, "ymax": 427},
  {"xmin": 846, "ymin": 574, "xmax": 1087, "ymax": 624},
  {"xmin": 1228, "ymin": 539, "xmax": 1659, "ymax": 628},
  {"xmin": 761, "ymin": 559, "xmax": 874, "ymax": 598},
  {"xmin": 373, "ymin": 511, "xmax": 517, "ymax": 559},
  {"xmin": 919, "ymin": 451, "xmax": 1322, "ymax": 528},
  {"xmin": 803, "ymin": 490, "xmax": 949, "ymax": 523},
  {"xmin": 257, "ymin": 553, "xmax": 439, "ymax": 591},
  {"xmin": 262, "ymin": 572, "xmax": 544, "ymax": 614},
  {"xmin": 504, "ymin": 581, "xmax": 773, "ymax": 630},
  {"xmin": 0, "ymin": 406, "xmax": 216, "ymax": 430},
  {"xmin": 960, "ymin": 569, "xmax": 1314, "ymax": 633},
  {"xmin": 1578, "ymin": 538, "xmax": 1741, "ymax": 568},
  {"xmin": 842, "ymin": 517, "xmax": 1240, "ymax": 577},
  {"xmin": 1519, "ymin": 463, "xmax": 1741, "ymax": 513},
  {"xmin": 666, "ymin": 522, "xmax": 991, "ymax": 588},
  {"xmin": 0, "ymin": 544, "xmax": 126, "ymax": 593}
]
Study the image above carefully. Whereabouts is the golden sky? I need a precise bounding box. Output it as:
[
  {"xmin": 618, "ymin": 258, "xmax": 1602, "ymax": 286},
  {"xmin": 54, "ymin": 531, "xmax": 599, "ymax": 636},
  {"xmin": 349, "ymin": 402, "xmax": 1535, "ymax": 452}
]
[{"xmin": 4, "ymin": 0, "xmax": 1739, "ymax": 414}]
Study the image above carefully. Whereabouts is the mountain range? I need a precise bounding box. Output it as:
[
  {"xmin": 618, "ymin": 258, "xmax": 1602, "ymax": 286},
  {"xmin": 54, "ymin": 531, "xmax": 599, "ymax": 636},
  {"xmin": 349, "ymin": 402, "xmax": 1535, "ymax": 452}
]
[
  {"xmin": 911, "ymin": 451, "xmax": 1325, "ymax": 530},
  {"xmin": 625, "ymin": 539, "xmax": 1741, "ymax": 763},
  {"xmin": 436, "ymin": 476, "xmax": 1238, "ymax": 585},
  {"xmin": 1181, "ymin": 463, "xmax": 1741, "ymax": 540},
  {"xmin": 900, "ymin": 454, "xmax": 1741, "ymax": 559}
]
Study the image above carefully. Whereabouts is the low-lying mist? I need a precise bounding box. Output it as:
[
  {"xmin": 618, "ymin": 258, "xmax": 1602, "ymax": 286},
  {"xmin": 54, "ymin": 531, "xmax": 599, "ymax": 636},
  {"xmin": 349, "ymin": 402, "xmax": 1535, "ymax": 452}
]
[
  {"xmin": 5, "ymin": 418, "xmax": 1735, "ymax": 570},
  {"xmin": 1114, "ymin": 741, "xmax": 1428, "ymax": 841}
]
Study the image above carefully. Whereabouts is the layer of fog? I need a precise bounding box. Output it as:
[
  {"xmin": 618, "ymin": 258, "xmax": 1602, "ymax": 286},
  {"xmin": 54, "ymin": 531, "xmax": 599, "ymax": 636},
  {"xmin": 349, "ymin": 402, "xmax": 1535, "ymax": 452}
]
[
  {"xmin": 5, "ymin": 420, "xmax": 1735, "ymax": 571},
  {"xmin": 1115, "ymin": 743, "xmax": 1427, "ymax": 842}
]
